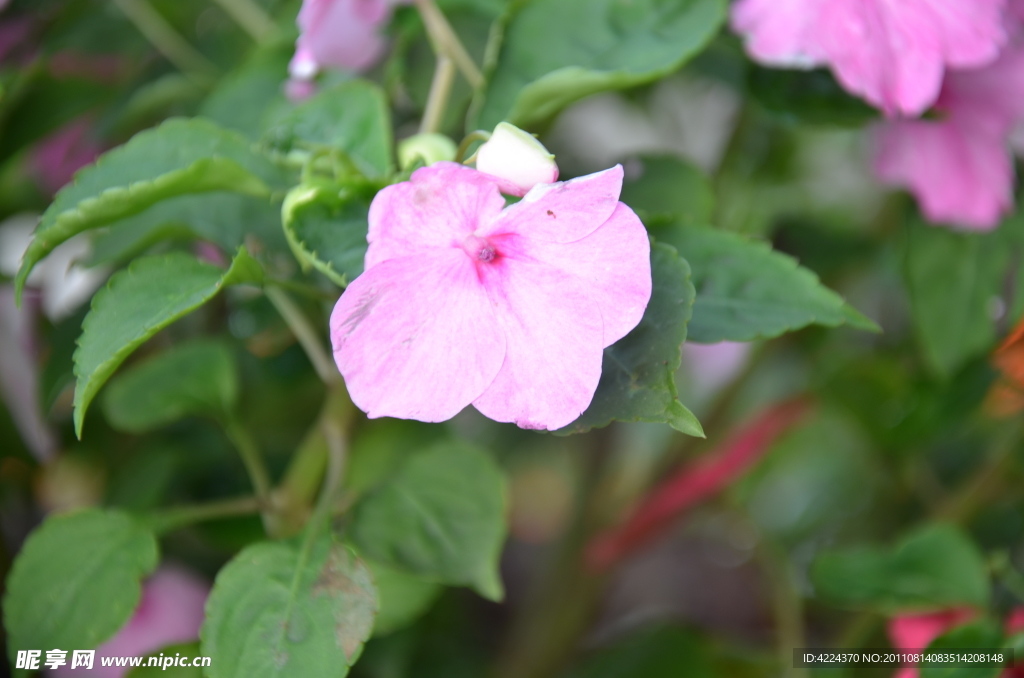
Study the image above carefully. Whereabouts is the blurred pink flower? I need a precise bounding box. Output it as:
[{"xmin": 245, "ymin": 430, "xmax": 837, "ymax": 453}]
[
  {"xmin": 0, "ymin": 16, "xmax": 33, "ymax": 64},
  {"xmin": 289, "ymin": 0, "xmax": 409, "ymax": 81},
  {"xmin": 888, "ymin": 608, "xmax": 977, "ymax": 678},
  {"xmin": 0, "ymin": 286, "xmax": 56, "ymax": 462},
  {"xmin": 49, "ymin": 52, "xmax": 131, "ymax": 84},
  {"xmin": 872, "ymin": 45, "xmax": 1024, "ymax": 230},
  {"xmin": 683, "ymin": 341, "xmax": 752, "ymax": 400},
  {"xmin": 31, "ymin": 118, "xmax": 102, "ymax": 196},
  {"xmin": 330, "ymin": 162, "xmax": 651, "ymax": 430},
  {"xmin": 730, "ymin": 0, "xmax": 1006, "ymax": 116},
  {"xmin": 53, "ymin": 566, "xmax": 209, "ymax": 677}
]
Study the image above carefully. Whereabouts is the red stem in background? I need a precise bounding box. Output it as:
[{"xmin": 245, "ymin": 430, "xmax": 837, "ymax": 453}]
[{"xmin": 586, "ymin": 396, "xmax": 813, "ymax": 571}]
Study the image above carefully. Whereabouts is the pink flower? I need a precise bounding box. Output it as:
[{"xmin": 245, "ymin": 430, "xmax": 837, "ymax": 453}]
[
  {"xmin": 730, "ymin": 0, "xmax": 1007, "ymax": 116},
  {"xmin": 683, "ymin": 341, "xmax": 752, "ymax": 400},
  {"xmin": 330, "ymin": 162, "xmax": 651, "ymax": 430},
  {"xmin": 887, "ymin": 608, "xmax": 977, "ymax": 678},
  {"xmin": 53, "ymin": 566, "xmax": 209, "ymax": 677},
  {"xmin": 31, "ymin": 118, "xmax": 102, "ymax": 196},
  {"xmin": 289, "ymin": 0, "xmax": 408, "ymax": 80},
  {"xmin": 872, "ymin": 45, "xmax": 1024, "ymax": 230}
]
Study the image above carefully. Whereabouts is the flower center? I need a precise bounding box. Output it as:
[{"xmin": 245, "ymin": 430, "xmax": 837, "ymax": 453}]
[{"xmin": 462, "ymin": 235, "xmax": 498, "ymax": 263}]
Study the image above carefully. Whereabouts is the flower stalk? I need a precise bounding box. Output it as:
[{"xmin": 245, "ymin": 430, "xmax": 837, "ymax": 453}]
[
  {"xmin": 414, "ymin": 0, "xmax": 483, "ymax": 88},
  {"xmin": 112, "ymin": 0, "xmax": 217, "ymax": 81},
  {"xmin": 211, "ymin": 0, "xmax": 277, "ymax": 43}
]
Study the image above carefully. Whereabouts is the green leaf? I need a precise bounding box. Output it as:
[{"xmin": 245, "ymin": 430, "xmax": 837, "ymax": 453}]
[
  {"xmin": 619, "ymin": 156, "xmax": 715, "ymax": 227},
  {"xmin": 3, "ymin": 509, "xmax": 159, "ymax": 661},
  {"xmin": 735, "ymin": 411, "xmax": 876, "ymax": 544},
  {"xmin": 921, "ymin": 621, "xmax": 1005, "ymax": 678},
  {"xmin": 475, "ymin": 0, "xmax": 726, "ymax": 129},
  {"xmin": 905, "ymin": 220, "xmax": 1009, "ymax": 377},
  {"xmin": 200, "ymin": 46, "xmax": 291, "ymax": 140},
  {"xmin": 127, "ymin": 643, "xmax": 206, "ymax": 678},
  {"xmin": 653, "ymin": 224, "xmax": 880, "ymax": 342},
  {"xmin": 747, "ymin": 66, "xmax": 878, "ymax": 127},
  {"xmin": 265, "ymin": 81, "xmax": 393, "ymax": 178},
  {"xmin": 566, "ymin": 626, "xmax": 714, "ymax": 678},
  {"xmin": 281, "ymin": 182, "xmax": 370, "ymax": 287},
  {"xmin": 101, "ymin": 339, "xmax": 238, "ymax": 433},
  {"xmin": 201, "ymin": 536, "xmax": 377, "ymax": 678},
  {"xmin": 73, "ymin": 248, "xmax": 262, "ymax": 438},
  {"xmin": 366, "ymin": 560, "xmax": 442, "ymax": 637},
  {"xmin": 561, "ymin": 241, "xmax": 702, "ymax": 436},
  {"xmin": 349, "ymin": 441, "xmax": 508, "ymax": 601},
  {"xmin": 88, "ymin": 193, "xmax": 284, "ymax": 267},
  {"xmin": 16, "ymin": 118, "xmax": 285, "ymax": 301},
  {"xmin": 810, "ymin": 524, "xmax": 990, "ymax": 613}
]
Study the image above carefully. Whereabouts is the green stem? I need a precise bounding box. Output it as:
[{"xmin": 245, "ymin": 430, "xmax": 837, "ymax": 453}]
[
  {"xmin": 265, "ymin": 285, "xmax": 339, "ymax": 386},
  {"xmin": 421, "ymin": 55, "xmax": 456, "ymax": 135},
  {"xmin": 758, "ymin": 538, "xmax": 805, "ymax": 678},
  {"xmin": 456, "ymin": 130, "xmax": 491, "ymax": 163},
  {"xmin": 211, "ymin": 0, "xmax": 276, "ymax": 43},
  {"xmin": 264, "ymin": 276, "xmax": 336, "ymax": 301},
  {"xmin": 112, "ymin": 0, "xmax": 217, "ymax": 81},
  {"xmin": 937, "ymin": 421, "xmax": 1022, "ymax": 524},
  {"xmin": 993, "ymin": 551, "xmax": 1024, "ymax": 604},
  {"xmin": 224, "ymin": 416, "xmax": 274, "ymax": 527},
  {"xmin": 145, "ymin": 496, "xmax": 261, "ymax": 535},
  {"xmin": 413, "ymin": 0, "xmax": 483, "ymax": 88}
]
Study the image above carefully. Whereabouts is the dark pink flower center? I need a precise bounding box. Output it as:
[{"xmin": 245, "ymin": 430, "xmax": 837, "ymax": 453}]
[{"xmin": 462, "ymin": 234, "xmax": 498, "ymax": 263}]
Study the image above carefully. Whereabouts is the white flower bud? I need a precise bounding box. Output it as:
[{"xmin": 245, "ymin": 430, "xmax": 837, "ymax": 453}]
[{"xmin": 475, "ymin": 122, "xmax": 558, "ymax": 196}]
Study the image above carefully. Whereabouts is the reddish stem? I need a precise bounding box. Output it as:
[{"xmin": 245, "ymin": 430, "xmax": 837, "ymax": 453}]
[{"xmin": 586, "ymin": 396, "xmax": 813, "ymax": 570}]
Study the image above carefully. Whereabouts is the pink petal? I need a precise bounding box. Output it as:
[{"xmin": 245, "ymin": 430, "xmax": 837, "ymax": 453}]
[
  {"xmin": 484, "ymin": 165, "xmax": 624, "ymax": 244},
  {"xmin": 365, "ymin": 162, "xmax": 506, "ymax": 269},
  {"xmin": 1006, "ymin": 606, "xmax": 1024, "ymax": 634},
  {"xmin": 940, "ymin": 45, "xmax": 1024, "ymax": 137},
  {"xmin": 731, "ymin": 0, "xmax": 1006, "ymax": 116},
  {"xmin": 730, "ymin": 0, "xmax": 821, "ymax": 68},
  {"xmin": 471, "ymin": 257, "xmax": 604, "ymax": 430},
  {"xmin": 872, "ymin": 118, "xmax": 1012, "ymax": 230},
  {"xmin": 293, "ymin": 0, "xmax": 393, "ymax": 74},
  {"xmin": 492, "ymin": 202, "xmax": 650, "ymax": 346},
  {"xmin": 888, "ymin": 608, "xmax": 976, "ymax": 652},
  {"xmin": 331, "ymin": 250, "xmax": 506, "ymax": 422}
]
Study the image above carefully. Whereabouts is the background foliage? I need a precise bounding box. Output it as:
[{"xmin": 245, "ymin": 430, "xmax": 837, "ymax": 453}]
[{"xmin": 0, "ymin": 0, "xmax": 1022, "ymax": 677}]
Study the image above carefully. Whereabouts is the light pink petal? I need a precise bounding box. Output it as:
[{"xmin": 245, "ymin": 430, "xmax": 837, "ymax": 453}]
[
  {"xmin": 365, "ymin": 162, "xmax": 506, "ymax": 269},
  {"xmin": 730, "ymin": 0, "xmax": 822, "ymax": 67},
  {"xmin": 293, "ymin": 0, "xmax": 393, "ymax": 74},
  {"xmin": 940, "ymin": 45, "xmax": 1024, "ymax": 136},
  {"xmin": 484, "ymin": 165, "xmax": 624, "ymax": 244},
  {"xmin": 331, "ymin": 250, "xmax": 506, "ymax": 422},
  {"xmin": 492, "ymin": 203, "xmax": 650, "ymax": 346},
  {"xmin": 919, "ymin": 0, "xmax": 1006, "ymax": 67},
  {"xmin": 814, "ymin": 0, "xmax": 944, "ymax": 116},
  {"xmin": 733, "ymin": 0, "xmax": 1006, "ymax": 116},
  {"xmin": 872, "ymin": 118, "xmax": 1012, "ymax": 230},
  {"xmin": 472, "ymin": 257, "xmax": 604, "ymax": 430}
]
